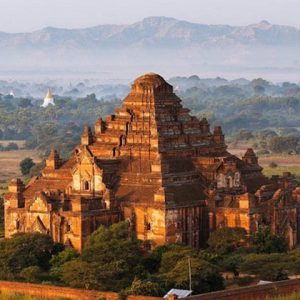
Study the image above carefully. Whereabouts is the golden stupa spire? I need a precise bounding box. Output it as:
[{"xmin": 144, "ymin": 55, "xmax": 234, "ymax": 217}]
[{"xmin": 45, "ymin": 88, "xmax": 53, "ymax": 99}]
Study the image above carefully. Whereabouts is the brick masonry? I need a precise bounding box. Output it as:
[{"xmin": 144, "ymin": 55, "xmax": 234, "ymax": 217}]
[
  {"xmin": 0, "ymin": 280, "xmax": 161, "ymax": 300},
  {"xmin": 2, "ymin": 279, "xmax": 300, "ymax": 300},
  {"xmin": 189, "ymin": 279, "xmax": 300, "ymax": 300}
]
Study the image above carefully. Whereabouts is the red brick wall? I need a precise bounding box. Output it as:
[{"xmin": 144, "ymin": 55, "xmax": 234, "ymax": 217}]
[
  {"xmin": 2, "ymin": 279, "xmax": 300, "ymax": 300},
  {"xmin": 188, "ymin": 279, "xmax": 300, "ymax": 300},
  {"xmin": 0, "ymin": 281, "xmax": 162, "ymax": 300}
]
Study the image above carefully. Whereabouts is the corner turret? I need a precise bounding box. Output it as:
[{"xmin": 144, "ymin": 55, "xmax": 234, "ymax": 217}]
[
  {"xmin": 4, "ymin": 178, "xmax": 25, "ymax": 209},
  {"xmin": 213, "ymin": 126, "xmax": 225, "ymax": 144},
  {"xmin": 94, "ymin": 118, "xmax": 106, "ymax": 135},
  {"xmin": 46, "ymin": 148, "xmax": 62, "ymax": 170},
  {"xmin": 81, "ymin": 126, "xmax": 93, "ymax": 146},
  {"xmin": 242, "ymin": 148, "xmax": 258, "ymax": 165}
]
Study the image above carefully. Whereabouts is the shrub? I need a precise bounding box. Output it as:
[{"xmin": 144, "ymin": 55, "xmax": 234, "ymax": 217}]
[
  {"xmin": 257, "ymin": 149, "xmax": 270, "ymax": 155},
  {"xmin": 20, "ymin": 158, "xmax": 35, "ymax": 175},
  {"xmin": 19, "ymin": 266, "xmax": 45, "ymax": 283},
  {"xmin": 5, "ymin": 142, "xmax": 19, "ymax": 151},
  {"xmin": 269, "ymin": 162, "xmax": 278, "ymax": 168},
  {"xmin": 236, "ymin": 276, "xmax": 254, "ymax": 286}
]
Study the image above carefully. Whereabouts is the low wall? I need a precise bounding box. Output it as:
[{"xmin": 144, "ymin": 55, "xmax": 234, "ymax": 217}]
[
  {"xmin": 2, "ymin": 279, "xmax": 300, "ymax": 300},
  {"xmin": 189, "ymin": 279, "xmax": 300, "ymax": 300},
  {"xmin": 0, "ymin": 281, "xmax": 161, "ymax": 300}
]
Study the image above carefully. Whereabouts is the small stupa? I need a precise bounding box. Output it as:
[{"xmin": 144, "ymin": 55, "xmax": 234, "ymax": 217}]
[{"xmin": 41, "ymin": 88, "xmax": 55, "ymax": 107}]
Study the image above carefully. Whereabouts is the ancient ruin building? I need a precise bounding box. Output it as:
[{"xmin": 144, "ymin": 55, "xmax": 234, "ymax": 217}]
[{"xmin": 4, "ymin": 73, "xmax": 300, "ymax": 251}]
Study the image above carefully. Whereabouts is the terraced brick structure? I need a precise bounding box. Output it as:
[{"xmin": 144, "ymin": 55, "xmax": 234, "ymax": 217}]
[{"xmin": 4, "ymin": 73, "xmax": 300, "ymax": 251}]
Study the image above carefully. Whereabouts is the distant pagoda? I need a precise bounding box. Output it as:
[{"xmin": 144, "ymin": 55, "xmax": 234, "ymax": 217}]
[{"xmin": 41, "ymin": 88, "xmax": 55, "ymax": 107}]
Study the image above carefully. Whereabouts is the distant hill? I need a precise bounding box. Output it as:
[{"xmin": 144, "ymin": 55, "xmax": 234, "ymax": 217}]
[{"xmin": 1, "ymin": 16, "xmax": 300, "ymax": 80}]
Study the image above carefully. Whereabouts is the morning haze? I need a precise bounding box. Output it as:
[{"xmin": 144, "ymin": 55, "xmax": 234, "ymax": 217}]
[{"xmin": 1, "ymin": 0, "xmax": 300, "ymax": 32}]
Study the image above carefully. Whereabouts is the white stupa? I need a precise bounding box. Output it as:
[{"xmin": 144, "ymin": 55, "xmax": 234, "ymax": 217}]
[{"xmin": 41, "ymin": 88, "xmax": 55, "ymax": 107}]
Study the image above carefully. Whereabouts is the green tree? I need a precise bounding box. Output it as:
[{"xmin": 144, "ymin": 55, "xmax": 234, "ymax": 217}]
[
  {"xmin": 127, "ymin": 278, "xmax": 165, "ymax": 297},
  {"xmin": 208, "ymin": 227, "xmax": 247, "ymax": 255},
  {"xmin": 250, "ymin": 226, "xmax": 288, "ymax": 253},
  {"xmin": 50, "ymin": 247, "xmax": 79, "ymax": 281},
  {"xmin": 20, "ymin": 157, "xmax": 35, "ymax": 175},
  {"xmin": 268, "ymin": 136, "xmax": 299, "ymax": 153},
  {"xmin": 240, "ymin": 253, "xmax": 289, "ymax": 281},
  {"xmin": 166, "ymin": 257, "xmax": 224, "ymax": 294},
  {"xmin": 238, "ymin": 129, "xmax": 254, "ymax": 141},
  {"xmin": 141, "ymin": 244, "xmax": 170, "ymax": 274},
  {"xmin": 269, "ymin": 161, "xmax": 278, "ymax": 168},
  {"xmin": 78, "ymin": 221, "xmax": 144, "ymax": 291},
  {"xmin": 20, "ymin": 266, "xmax": 46, "ymax": 283},
  {"xmin": 5, "ymin": 142, "xmax": 18, "ymax": 151},
  {"xmin": 159, "ymin": 244, "xmax": 195, "ymax": 274},
  {"xmin": 0, "ymin": 233, "xmax": 63, "ymax": 280},
  {"xmin": 18, "ymin": 98, "xmax": 32, "ymax": 108},
  {"xmin": 62, "ymin": 260, "xmax": 98, "ymax": 289},
  {"xmin": 222, "ymin": 254, "xmax": 245, "ymax": 277}
]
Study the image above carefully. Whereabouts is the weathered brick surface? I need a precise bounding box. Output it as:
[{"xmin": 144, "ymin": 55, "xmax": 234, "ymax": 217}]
[
  {"xmin": 188, "ymin": 279, "xmax": 300, "ymax": 300},
  {"xmin": 2, "ymin": 279, "xmax": 300, "ymax": 300}
]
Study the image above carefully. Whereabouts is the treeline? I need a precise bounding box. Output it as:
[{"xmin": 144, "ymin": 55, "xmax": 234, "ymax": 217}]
[
  {"xmin": 232, "ymin": 128, "xmax": 300, "ymax": 155},
  {"xmin": 176, "ymin": 77, "xmax": 300, "ymax": 135},
  {"xmin": 0, "ymin": 222, "xmax": 294, "ymax": 297},
  {"xmin": 0, "ymin": 94, "xmax": 120, "ymax": 158},
  {"xmin": 2, "ymin": 78, "xmax": 300, "ymax": 157}
]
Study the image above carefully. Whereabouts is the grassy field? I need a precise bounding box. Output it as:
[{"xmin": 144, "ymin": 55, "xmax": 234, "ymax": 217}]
[
  {"xmin": 0, "ymin": 140, "xmax": 26, "ymax": 148},
  {"xmin": 0, "ymin": 148, "xmax": 40, "ymax": 182},
  {"xmin": 229, "ymin": 143, "xmax": 300, "ymax": 179},
  {"xmin": 263, "ymin": 166, "xmax": 300, "ymax": 179},
  {"xmin": 0, "ymin": 142, "xmax": 40, "ymax": 199}
]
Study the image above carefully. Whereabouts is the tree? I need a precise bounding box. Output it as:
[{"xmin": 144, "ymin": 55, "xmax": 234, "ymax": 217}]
[
  {"xmin": 222, "ymin": 254, "xmax": 244, "ymax": 277},
  {"xmin": 20, "ymin": 266, "xmax": 46, "ymax": 283},
  {"xmin": 20, "ymin": 157, "xmax": 35, "ymax": 175},
  {"xmin": 240, "ymin": 253, "xmax": 289, "ymax": 281},
  {"xmin": 166, "ymin": 257, "xmax": 224, "ymax": 294},
  {"xmin": 79, "ymin": 221, "xmax": 144, "ymax": 291},
  {"xmin": 250, "ymin": 226, "xmax": 288, "ymax": 253},
  {"xmin": 159, "ymin": 244, "xmax": 195, "ymax": 274},
  {"xmin": 0, "ymin": 233, "xmax": 63, "ymax": 280},
  {"xmin": 251, "ymin": 78, "xmax": 269, "ymax": 95},
  {"xmin": 29, "ymin": 160, "xmax": 46, "ymax": 177},
  {"xmin": 5, "ymin": 142, "xmax": 18, "ymax": 151},
  {"xmin": 62, "ymin": 260, "xmax": 98, "ymax": 289},
  {"xmin": 142, "ymin": 244, "xmax": 171, "ymax": 274},
  {"xmin": 268, "ymin": 136, "xmax": 299, "ymax": 153},
  {"xmin": 18, "ymin": 98, "xmax": 32, "ymax": 108},
  {"xmin": 269, "ymin": 161, "xmax": 278, "ymax": 168},
  {"xmin": 208, "ymin": 227, "xmax": 247, "ymax": 255},
  {"xmin": 238, "ymin": 129, "xmax": 254, "ymax": 141},
  {"xmin": 50, "ymin": 247, "xmax": 79, "ymax": 281},
  {"xmin": 127, "ymin": 278, "xmax": 165, "ymax": 297}
]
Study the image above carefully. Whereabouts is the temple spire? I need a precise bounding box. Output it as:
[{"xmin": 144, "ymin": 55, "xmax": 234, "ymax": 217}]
[{"xmin": 41, "ymin": 88, "xmax": 55, "ymax": 108}]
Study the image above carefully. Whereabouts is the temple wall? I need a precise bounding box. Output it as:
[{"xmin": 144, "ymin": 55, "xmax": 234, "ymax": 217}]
[
  {"xmin": 166, "ymin": 206, "xmax": 209, "ymax": 248},
  {"xmin": 215, "ymin": 208, "xmax": 250, "ymax": 232}
]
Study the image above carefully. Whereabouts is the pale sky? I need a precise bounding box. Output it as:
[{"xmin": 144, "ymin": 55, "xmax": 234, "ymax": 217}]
[{"xmin": 1, "ymin": 0, "xmax": 300, "ymax": 33}]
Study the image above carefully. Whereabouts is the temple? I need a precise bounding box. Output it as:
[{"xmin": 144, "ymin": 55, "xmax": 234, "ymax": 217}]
[
  {"xmin": 4, "ymin": 73, "xmax": 300, "ymax": 251},
  {"xmin": 41, "ymin": 88, "xmax": 55, "ymax": 107}
]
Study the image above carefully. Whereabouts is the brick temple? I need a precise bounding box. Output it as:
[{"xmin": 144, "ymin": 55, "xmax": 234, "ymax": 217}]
[{"xmin": 4, "ymin": 73, "xmax": 300, "ymax": 251}]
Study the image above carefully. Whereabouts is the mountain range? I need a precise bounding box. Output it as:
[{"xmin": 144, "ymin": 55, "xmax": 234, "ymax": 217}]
[{"xmin": 1, "ymin": 17, "xmax": 300, "ymax": 81}]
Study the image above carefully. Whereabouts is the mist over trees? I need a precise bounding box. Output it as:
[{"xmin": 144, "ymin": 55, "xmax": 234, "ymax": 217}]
[{"xmin": 2, "ymin": 75, "xmax": 300, "ymax": 158}]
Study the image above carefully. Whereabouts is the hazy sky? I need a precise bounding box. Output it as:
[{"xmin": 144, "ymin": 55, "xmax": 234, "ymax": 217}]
[{"xmin": 1, "ymin": 0, "xmax": 300, "ymax": 32}]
